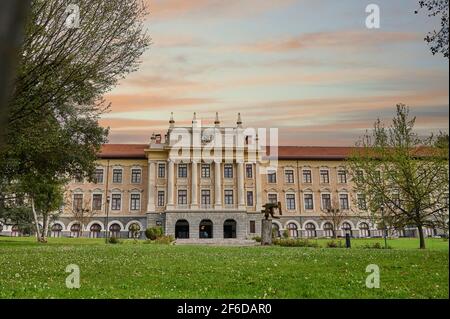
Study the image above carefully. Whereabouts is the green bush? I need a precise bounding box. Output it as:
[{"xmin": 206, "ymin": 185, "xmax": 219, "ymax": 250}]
[
  {"xmin": 108, "ymin": 236, "xmax": 120, "ymax": 244},
  {"xmin": 252, "ymin": 236, "xmax": 261, "ymax": 242},
  {"xmin": 143, "ymin": 235, "xmax": 174, "ymax": 245},
  {"xmin": 145, "ymin": 226, "xmax": 163, "ymax": 240},
  {"xmin": 361, "ymin": 242, "xmax": 392, "ymax": 249},
  {"xmin": 282, "ymin": 230, "xmax": 289, "ymax": 239},
  {"xmin": 273, "ymin": 238, "xmax": 319, "ymax": 248}
]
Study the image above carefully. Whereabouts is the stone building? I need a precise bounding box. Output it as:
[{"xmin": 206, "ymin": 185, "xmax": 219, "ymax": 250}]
[{"xmin": 0, "ymin": 113, "xmax": 441, "ymax": 240}]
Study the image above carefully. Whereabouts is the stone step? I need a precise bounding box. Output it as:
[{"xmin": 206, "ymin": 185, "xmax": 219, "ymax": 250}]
[{"xmin": 174, "ymin": 238, "xmax": 258, "ymax": 246}]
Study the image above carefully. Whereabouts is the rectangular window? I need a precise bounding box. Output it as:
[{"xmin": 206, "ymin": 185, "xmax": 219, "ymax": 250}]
[
  {"xmin": 357, "ymin": 194, "xmax": 367, "ymax": 210},
  {"xmin": 249, "ymin": 220, "xmax": 256, "ymax": 233},
  {"xmin": 157, "ymin": 191, "xmax": 165, "ymax": 207},
  {"xmin": 246, "ymin": 191, "xmax": 254, "ymax": 206},
  {"xmin": 224, "ymin": 190, "xmax": 234, "ymax": 205},
  {"xmin": 131, "ymin": 169, "xmax": 141, "ymax": 183},
  {"xmin": 158, "ymin": 163, "xmax": 166, "ymax": 178},
  {"xmin": 268, "ymin": 170, "xmax": 277, "ymax": 183},
  {"xmin": 224, "ymin": 164, "xmax": 233, "ymax": 179},
  {"xmin": 246, "ymin": 164, "xmax": 253, "ymax": 178},
  {"xmin": 268, "ymin": 193, "xmax": 278, "ymax": 204},
  {"xmin": 201, "ymin": 164, "xmax": 210, "ymax": 178},
  {"xmin": 285, "ymin": 170, "xmax": 294, "ymax": 183},
  {"xmin": 340, "ymin": 194, "xmax": 349, "ymax": 210},
  {"xmin": 111, "ymin": 194, "xmax": 121, "ymax": 210},
  {"xmin": 304, "ymin": 194, "xmax": 314, "ymax": 210},
  {"xmin": 320, "ymin": 170, "xmax": 329, "ymax": 184},
  {"xmin": 201, "ymin": 190, "xmax": 211, "ymax": 207},
  {"xmin": 178, "ymin": 190, "xmax": 187, "ymax": 205},
  {"xmin": 94, "ymin": 169, "xmax": 104, "ymax": 184},
  {"xmin": 130, "ymin": 194, "xmax": 141, "ymax": 210},
  {"xmin": 303, "ymin": 170, "xmax": 312, "ymax": 183},
  {"xmin": 321, "ymin": 194, "xmax": 331, "ymax": 210},
  {"xmin": 286, "ymin": 194, "xmax": 296, "ymax": 210},
  {"xmin": 73, "ymin": 194, "xmax": 83, "ymax": 211},
  {"xmin": 112, "ymin": 169, "xmax": 122, "ymax": 183},
  {"xmin": 338, "ymin": 170, "xmax": 347, "ymax": 184},
  {"xmin": 178, "ymin": 164, "xmax": 188, "ymax": 178},
  {"xmin": 92, "ymin": 194, "xmax": 102, "ymax": 210}
]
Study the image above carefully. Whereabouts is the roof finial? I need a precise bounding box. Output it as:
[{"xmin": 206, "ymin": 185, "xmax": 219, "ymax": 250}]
[
  {"xmin": 169, "ymin": 112, "xmax": 175, "ymax": 128},
  {"xmin": 214, "ymin": 112, "xmax": 220, "ymax": 127},
  {"xmin": 237, "ymin": 112, "xmax": 242, "ymax": 128}
]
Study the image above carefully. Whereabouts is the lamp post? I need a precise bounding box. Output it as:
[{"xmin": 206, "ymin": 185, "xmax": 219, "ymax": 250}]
[
  {"xmin": 380, "ymin": 203, "xmax": 387, "ymax": 249},
  {"xmin": 104, "ymin": 160, "xmax": 110, "ymax": 244}
]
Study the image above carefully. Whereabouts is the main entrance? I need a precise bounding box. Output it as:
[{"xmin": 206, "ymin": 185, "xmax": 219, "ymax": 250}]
[
  {"xmin": 199, "ymin": 219, "xmax": 213, "ymax": 238},
  {"xmin": 175, "ymin": 220, "xmax": 189, "ymax": 239},
  {"xmin": 223, "ymin": 219, "xmax": 237, "ymax": 238}
]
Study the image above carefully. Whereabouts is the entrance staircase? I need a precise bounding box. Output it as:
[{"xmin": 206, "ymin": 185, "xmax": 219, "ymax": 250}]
[{"xmin": 174, "ymin": 238, "xmax": 258, "ymax": 246}]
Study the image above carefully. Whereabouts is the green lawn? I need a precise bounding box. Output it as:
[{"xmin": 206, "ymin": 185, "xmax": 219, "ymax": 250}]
[{"xmin": 0, "ymin": 237, "xmax": 448, "ymax": 299}]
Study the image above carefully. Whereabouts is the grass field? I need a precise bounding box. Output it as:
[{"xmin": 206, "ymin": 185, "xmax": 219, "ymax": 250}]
[{"xmin": 0, "ymin": 237, "xmax": 448, "ymax": 299}]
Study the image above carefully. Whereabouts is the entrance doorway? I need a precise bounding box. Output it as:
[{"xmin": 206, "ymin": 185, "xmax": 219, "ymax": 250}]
[
  {"xmin": 223, "ymin": 219, "xmax": 237, "ymax": 238},
  {"xmin": 199, "ymin": 219, "xmax": 213, "ymax": 238},
  {"xmin": 175, "ymin": 220, "xmax": 189, "ymax": 239}
]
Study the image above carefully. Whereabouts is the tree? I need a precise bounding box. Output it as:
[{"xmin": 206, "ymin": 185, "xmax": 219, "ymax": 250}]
[
  {"xmin": 415, "ymin": 0, "xmax": 449, "ymax": 58},
  {"xmin": 65, "ymin": 192, "xmax": 97, "ymax": 237},
  {"xmin": 348, "ymin": 104, "xmax": 449, "ymax": 249},
  {"xmin": 320, "ymin": 197, "xmax": 346, "ymax": 239},
  {"xmin": 0, "ymin": 0, "xmax": 150, "ymax": 243}
]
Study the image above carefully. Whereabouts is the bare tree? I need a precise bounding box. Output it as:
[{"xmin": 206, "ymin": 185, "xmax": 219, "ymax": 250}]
[
  {"xmin": 65, "ymin": 192, "xmax": 96, "ymax": 236},
  {"xmin": 321, "ymin": 197, "xmax": 346, "ymax": 239}
]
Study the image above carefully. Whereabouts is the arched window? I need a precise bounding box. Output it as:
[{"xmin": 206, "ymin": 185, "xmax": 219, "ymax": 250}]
[
  {"xmin": 305, "ymin": 223, "xmax": 317, "ymax": 238},
  {"xmin": 175, "ymin": 219, "xmax": 189, "ymax": 239},
  {"xmin": 11, "ymin": 225, "xmax": 20, "ymax": 237},
  {"xmin": 359, "ymin": 222, "xmax": 370, "ymax": 238},
  {"xmin": 323, "ymin": 222, "xmax": 334, "ymax": 238},
  {"xmin": 199, "ymin": 219, "xmax": 213, "ymax": 239},
  {"xmin": 0, "ymin": 223, "xmax": 3, "ymax": 232},
  {"xmin": 272, "ymin": 223, "xmax": 280, "ymax": 238},
  {"xmin": 287, "ymin": 223, "xmax": 298, "ymax": 238},
  {"xmin": 128, "ymin": 223, "xmax": 141, "ymax": 239},
  {"xmin": 223, "ymin": 219, "xmax": 236, "ymax": 239},
  {"xmin": 51, "ymin": 224, "xmax": 63, "ymax": 238},
  {"xmin": 109, "ymin": 223, "xmax": 121, "ymax": 238},
  {"xmin": 90, "ymin": 223, "xmax": 102, "ymax": 238},
  {"xmin": 342, "ymin": 222, "xmax": 352, "ymax": 237},
  {"xmin": 70, "ymin": 223, "xmax": 81, "ymax": 238}
]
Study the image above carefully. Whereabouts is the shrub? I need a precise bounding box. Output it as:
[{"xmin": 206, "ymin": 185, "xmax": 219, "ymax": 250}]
[
  {"xmin": 252, "ymin": 236, "xmax": 261, "ymax": 242},
  {"xmin": 145, "ymin": 226, "xmax": 163, "ymax": 240},
  {"xmin": 273, "ymin": 238, "xmax": 319, "ymax": 248},
  {"xmin": 154, "ymin": 235, "xmax": 175, "ymax": 245},
  {"xmin": 361, "ymin": 242, "xmax": 392, "ymax": 249},
  {"xmin": 282, "ymin": 230, "xmax": 289, "ymax": 239},
  {"xmin": 108, "ymin": 237, "xmax": 120, "ymax": 244}
]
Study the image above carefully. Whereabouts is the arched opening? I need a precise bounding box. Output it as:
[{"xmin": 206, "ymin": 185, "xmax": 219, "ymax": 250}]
[
  {"xmin": 199, "ymin": 219, "xmax": 213, "ymax": 239},
  {"xmin": 70, "ymin": 223, "xmax": 81, "ymax": 238},
  {"xmin": 223, "ymin": 219, "xmax": 236, "ymax": 238},
  {"xmin": 128, "ymin": 223, "xmax": 141, "ymax": 239},
  {"xmin": 90, "ymin": 223, "xmax": 102, "ymax": 238},
  {"xmin": 51, "ymin": 224, "xmax": 63, "ymax": 238},
  {"xmin": 287, "ymin": 223, "xmax": 298, "ymax": 238},
  {"xmin": 359, "ymin": 222, "xmax": 370, "ymax": 238},
  {"xmin": 342, "ymin": 222, "xmax": 352, "ymax": 237},
  {"xmin": 272, "ymin": 223, "xmax": 280, "ymax": 238},
  {"xmin": 305, "ymin": 223, "xmax": 317, "ymax": 238},
  {"xmin": 323, "ymin": 222, "xmax": 334, "ymax": 238},
  {"xmin": 175, "ymin": 219, "xmax": 189, "ymax": 239},
  {"xmin": 0, "ymin": 223, "xmax": 3, "ymax": 232},
  {"xmin": 109, "ymin": 223, "xmax": 121, "ymax": 238}
]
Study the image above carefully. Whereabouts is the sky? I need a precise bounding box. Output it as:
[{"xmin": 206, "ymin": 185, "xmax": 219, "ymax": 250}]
[{"xmin": 100, "ymin": 0, "xmax": 449, "ymax": 146}]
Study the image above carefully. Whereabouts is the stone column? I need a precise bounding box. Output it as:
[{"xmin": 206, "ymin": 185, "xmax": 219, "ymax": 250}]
[
  {"xmin": 147, "ymin": 161, "xmax": 156, "ymax": 212},
  {"xmin": 191, "ymin": 161, "xmax": 198, "ymax": 209},
  {"xmin": 167, "ymin": 159, "xmax": 174, "ymax": 209},
  {"xmin": 237, "ymin": 161, "xmax": 245, "ymax": 210},
  {"xmin": 255, "ymin": 162, "xmax": 262, "ymax": 211},
  {"xmin": 214, "ymin": 160, "xmax": 222, "ymax": 209}
]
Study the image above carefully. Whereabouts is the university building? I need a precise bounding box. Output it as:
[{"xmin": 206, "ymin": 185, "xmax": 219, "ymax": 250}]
[{"xmin": 0, "ymin": 113, "xmax": 439, "ymax": 239}]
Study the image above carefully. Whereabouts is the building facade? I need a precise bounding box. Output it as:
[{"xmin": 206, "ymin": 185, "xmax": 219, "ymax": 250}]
[{"xmin": 0, "ymin": 113, "xmax": 440, "ymax": 239}]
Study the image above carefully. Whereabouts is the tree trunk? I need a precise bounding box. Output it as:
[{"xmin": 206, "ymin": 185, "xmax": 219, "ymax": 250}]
[
  {"xmin": 31, "ymin": 198, "xmax": 42, "ymax": 242},
  {"xmin": 417, "ymin": 224, "xmax": 426, "ymax": 249},
  {"xmin": 261, "ymin": 219, "xmax": 272, "ymax": 245},
  {"xmin": 40, "ymin": 213, "xmax": 49, "ymax": 243}
]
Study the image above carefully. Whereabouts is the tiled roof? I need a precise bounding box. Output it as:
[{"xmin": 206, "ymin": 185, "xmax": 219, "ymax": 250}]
[
  {"xmin": 98, "ymin": 144, "xmax": 357, "ymax": 160},
  {"xmin": 99, "ymin": 144, "xmax": 148, "ymax": 159}
]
